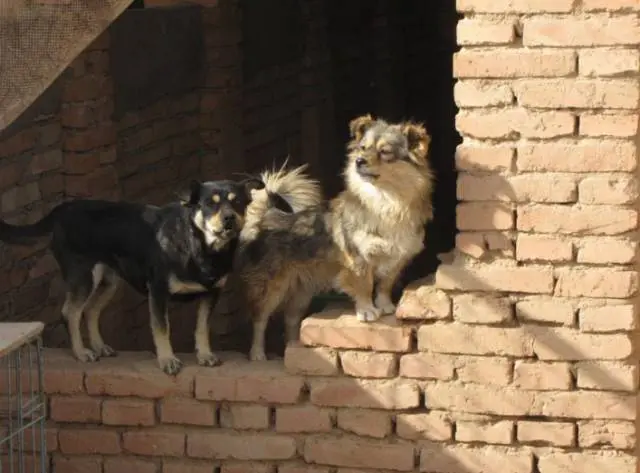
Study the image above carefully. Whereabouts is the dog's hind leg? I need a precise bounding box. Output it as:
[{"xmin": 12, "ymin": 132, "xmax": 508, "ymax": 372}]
[
  {"xmin": 85, "ymin": 267, "xmax": 120, "ymax": 357},
  {"xmin": 194, "ymin": 295, "xmax": 221, "ymax": 367},
  {"xmin": 249, "ymin": 290, "xmax": 287, "ymax": 362},
  {"xmin": 282, "ymin": 291, "xmax": 314, "ymax": 345},
  {"xmin": 148, "ymin": 285, "xmax": 182, "ymax": 375}
]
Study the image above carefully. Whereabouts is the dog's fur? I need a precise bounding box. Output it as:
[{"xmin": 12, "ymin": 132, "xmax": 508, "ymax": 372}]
[
  {"xmin": 0, "ymin": 178, "xmax": 263, "ymax": 374},
  {"xmin": 232, "ymin": 115, "xmax": 434, "ymax": 361}
]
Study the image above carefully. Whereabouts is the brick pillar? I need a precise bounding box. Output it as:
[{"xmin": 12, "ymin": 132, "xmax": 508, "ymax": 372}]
[
  {"xmin": 199, "ymin": 0, "xmax": 243, "ymax": 178},
  {"xmin": 61, "ymin": 31, "xmax": 119, "ymax": 200},
  {"xmin": 393, "ymin": 0, "xmax": 639, "ymax": 470}
]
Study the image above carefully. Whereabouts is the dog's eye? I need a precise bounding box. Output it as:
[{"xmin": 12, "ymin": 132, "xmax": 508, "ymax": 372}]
[
  {"xmin": 359, "ymin": 143, "xmax": 367, "ymax": 151},
  {"xmin": 379, "ymin": 148, "xmax": 394, "ymax": 161}
]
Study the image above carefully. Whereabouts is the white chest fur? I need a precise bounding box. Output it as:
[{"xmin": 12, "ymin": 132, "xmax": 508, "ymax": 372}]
[{"xmin": 167, "ymin": 274, "xmax": 227, "ymax": 294}]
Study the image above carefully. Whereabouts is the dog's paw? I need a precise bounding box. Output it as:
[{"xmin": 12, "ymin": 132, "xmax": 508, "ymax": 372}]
[
  {"xmin": 375, "ymin": 293, "xmax": 396, "ymax": 315},
  {"xmin": 159, "ymin": 356, "xmax": 183, "ymax": 376},
  {"xmin": 94, "ymin": 344, "xmax": 117, "ymax": 358},
  {"xmin": 75, "ymin": 348, "xmax": 99, "ymax": 363},
  {"xmin": 197, "ymin": 351, "xmax": 222, "ymax": 368},
  {"xmin": 356, "ymin": 305, "xmax": 382, "ymax": 323},
  {"xmin": 249, "ymin": 349, "xmax": 268, "ymax": 362}
]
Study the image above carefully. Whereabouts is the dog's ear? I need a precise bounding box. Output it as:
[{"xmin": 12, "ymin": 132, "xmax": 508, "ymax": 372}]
[
  {"xmin": 348, "ymin": 114, "xmax": 375, "ymax": 141},
  {"xmin": 241, "ymin": 178, "xmax": 265, "ymax": 199},
  {"xmin": 402, "ymin": 121, "xmax": 431, "ymax": 165},
  {"xmin": 176, "ymin": 180, "xmax": 202, "ymax": 206}
]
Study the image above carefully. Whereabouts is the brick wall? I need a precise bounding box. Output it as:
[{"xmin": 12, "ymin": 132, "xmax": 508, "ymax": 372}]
[{"xmin": 2, "ymin": 1, "xmax": 639, "ymax": 472}]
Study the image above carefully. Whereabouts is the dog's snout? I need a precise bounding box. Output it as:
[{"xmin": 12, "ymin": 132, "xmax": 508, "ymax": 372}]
[
  {"xmin": 355, "ymin": 157, "xmax": 367, "ymax": 169},
  {"xmin": 223, "ymin": 213, "xmax": 235, "ymax": 229}
]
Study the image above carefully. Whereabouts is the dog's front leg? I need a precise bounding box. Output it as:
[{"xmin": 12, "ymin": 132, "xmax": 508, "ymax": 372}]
[
  {"xmin": 373, "ymin": 260, "xmax": 408, "ymax": 315},
  {"xmin": 148, "ymin": 286, "xmax": 182, "ymax": 375},
  {"xmin": 195, "ymin": 295, "xmax": 222, "ymax": 367},
  {"xmin": 336, "ymin": 267, "xmax": 381, "ymax": 323}
]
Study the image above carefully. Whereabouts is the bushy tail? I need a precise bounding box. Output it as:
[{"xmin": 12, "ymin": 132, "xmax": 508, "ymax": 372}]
[
  {"xmin": 0, "ymin": 206, "xmax": 62, "ymax": 245},
  {"xmin": 242, "ymin": 162, "xmax": 323, "ymax": 241}
]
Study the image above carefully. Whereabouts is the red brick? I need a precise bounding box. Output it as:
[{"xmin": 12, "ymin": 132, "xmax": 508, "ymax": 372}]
[
  {"xmin": 310, "ymin": 378, "xmax": 419, "ymax": 409},
  {"xmin": 64, "ymin": 152, "xmax": 102, "ymax": 175},
  {"xmin": 580, "ymin": 113, "xmax": 638, "ymax": 137},
  {"xmin": 399, "ymin": 353, "xmax": 455, "ymax": 380},
  {"xmin": 516, "ymin": 234, "xmax": 573, "ymax": 262},
  {"xmin": 457, "ymin": 174, "xmax": 577, "ymax": 203},
  {"xmin": 454, "ymin": 49, "xmax": 575, "ymax": 78},
  {"xmin": 278, "ymin": 465, "xmax": 330, "ymax": 473},
  {"xmin": 336, "ymin": 409, "xmax": 391, "ymax": 439},
  {"xmin": 1, "ymin": 182, "xmax": 41, "ymax": 213},
  {"xmin": 554, "ymin": 268, "xmax": 638, "ymax": 298},
  {"xmin": 42, "ymin": 350, "xmax": 85, "ymax": 394},
  {"xmin": 284, "ymin": 345, "xmax": 339, "ymax": 376},
  {"xmin": 534, "ymin": 390, "xmax": 636, "ymax": 420},
  {"xmin": 455, "ymin": 356, "xmax": 512, "ymax": 385},
  {"xmin": 50, "ymin": 396, "xmax": 101, "ymax": 423},
  {"xmin": 457, "ymin": 0, "xmax": 573, "ymax": 12},
  {"xmin": 65, "ymin": 165, "xmax": 119, "ymax": 197},
  {"xmin": 530, "ymin": 326, "xmax": 632, "ymax": 360},
  {"xmin": 583, "ymin": 0, "xmax": 640, "ymax": 10},
  {"xmin": 30, "ymin": 149, "xmax": 62, "ymax": 175},
  {"xmin": 538, "ymin": 452, "xmax": 635, "ymax": 473},
  {"xmin": 104, "ymin": 457, "xmax": 158, "ymax": 473},
  {"xmin": 220, "ymin": 463, "xmax": 274, "ymax": 473},
  {"xmin": 513, "ymin": 79, "xmax": 639, "ymax": 109},
  {"xmin": 63, "ymin": 123, "xmax": 116, "ymax": 151},
  {"xmin": 84, "ymin": 360, "xmax": 193, "ymax": 398},
  {"xmin": 63, "ymin": 75, "xmax": 112, "ymax": 102},
  {"xmin": 517, "ymin": 205, "xmax": 637, "ymax": 236},
  {"xmin": 515, "ymin": 298, "xmax": 575, "ymax": 325},
  {"xmin": 456, "ymin": 420, "xmax": 513, "ymax": 445},
  {"xmin": 455, "ymin": 80, "xmax": 514, "ymax": 107},
  {"xmin": 58, "ymin": 429, "xmax": 121, "ymax": 455},
  {"xmin": 457, "ymin": 109, "xmax": 574, "ymax": 139},
  {"xmin": 300, "ymin": 311, "xmax": 412, "ymax": 352},
  {"xmin": 457, "ymin": 202, "xmax": 514, "ymax": 230},
  {"xmin": 576, "ymin": 361, "xmax": 638, "ymax": 391},
  {"xmin": 220, "ymin": 404, "xmax": 270, "ymax": 430},
  {"xmin": 163, "ymin": 459, "xmax": 217, "ymax": 473},
  {"xmin": 187, "ymin": 432, "xmax": 296, "ymax": 460},
  {"xmin": 517, "ymin": 421, "xmax": 575, "ymax": 447},
  {"xmin": 578, "ymin": 175, "xmax": 638, "ymax": 205},
  {"xmin": 525, "ymin": 16, "xmax": 640, "ymax": 46},
  {"xmin": 453, "ymin": 294, "xmax": 513, "ymax": 324},
  {"xmin": 435, "ymin": 264, "xmax": 554, "ymax": 294},
  {"xmin": 425, "ymin": 383, "xmax": 535, "ymax": 416},
  {"xmin": 0, "ymin": 128, "xmax": 38, "ymax": 157},
  {"xmin": 340, "ymin": 351, "xmax": 397, "ymax": 378},
  {"xmin": 578, "ymin": 420, "xmax": 636, "ymax": 449},
  {"xmin": 102, "ymin": 399, "xmax": 155, "ymax": 426},
  {"xmin": 396, "ymin": 280, "xmax": 452, "ymax": 320},
  {"xmin": 457, "ymin": 18, "xmax": 515, "ymax": 45},
  {"xmin": 580, "ymin": 304, "xmax": 636, "ymax": 332},
  {"xmin": 455, "ymin": 144, "xmax": 514, "ymax": 171},
  {"xmin": 580, "ymin": 48, "xmax": 640, "ymax": 76},
  {"xmin": 304, "ymin": 436, "xmax": 414, "ymax": 471},
  {"xmin": 275, "ymin": 405, "xmax": 333, "ymax": 433},
  {"xmin": 577, "ymin": 237, "xmax": 637, "ymax": 264},
  {"xmin": 52, "ymin": 455, "xmax": 102, "ymax": 473},
  {"xmin": 455, "ymin": 232, "xmax": 486, "ymax": 258},
  {"xmin": 123, "ymin": 430, "xmax": 185, "ymax": 457},
  {"xmin": 518, "ymin": 140, "xmax": 636, "ymax": 172},
  {"xmin": 160, "ymin": 398, "xmax": 216, "ymax": 426},
  {"xmin": 420, "ymin": 445, "xmax": 533, "ymax": 473},
  {"xmin": 194, "ymin": 361, "xmax": 303, "ymax": 404},
  {"xmin": 396, "ymin": 412, "xmax": 452, "ymax": 441},
  {"xmin": 513, "ymin": 361, "xmax": 572, "ymax": 390},
  {"xmin": 418, "ymin": 324, "xmax": 532, "ymax": 357}
]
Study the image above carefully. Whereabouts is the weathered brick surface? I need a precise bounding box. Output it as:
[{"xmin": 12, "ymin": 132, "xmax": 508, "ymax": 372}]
[{"xmin": 10, "ymin": 3, "xmax": 640, "ymax": 473}]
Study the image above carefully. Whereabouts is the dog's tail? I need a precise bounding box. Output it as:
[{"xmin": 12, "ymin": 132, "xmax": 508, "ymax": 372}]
[
  {"xmin": 0, "ymin": 205, "xmax": 63, "ymax": 245},
  {"xmin": 242, "ymin": 162, "xmax": 323, "ymax": 240}
]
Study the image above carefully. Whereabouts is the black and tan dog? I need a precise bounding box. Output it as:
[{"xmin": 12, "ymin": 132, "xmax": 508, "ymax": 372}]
[
  {"xmin": 232, "ymin": 115, "xmax": 435, "ymax": 361},
  {"xmin": 0, "ymin": 178, "xmax": 263, "ymax": 375}
]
